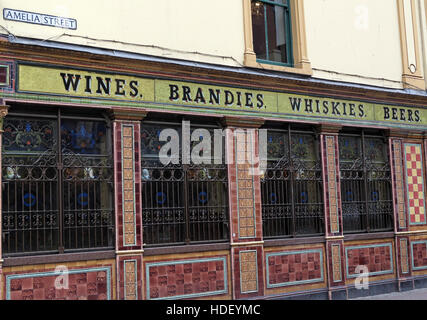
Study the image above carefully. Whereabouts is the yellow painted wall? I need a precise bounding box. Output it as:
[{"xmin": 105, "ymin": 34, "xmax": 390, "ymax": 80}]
[
  {"xmin": 304, "ymin": 0, "xmax": 404, "ymax": 89},
  {"xmin": 0, "ymin": 0, "xmax": 245, "ymax": 67}
]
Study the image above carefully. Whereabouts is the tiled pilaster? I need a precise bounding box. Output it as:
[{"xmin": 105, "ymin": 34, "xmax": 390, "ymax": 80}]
[
  {"xmin": 224, "ymin": 116, "xmax": 264, "ymax": 299},
  {"xmin": 319, "ymin": 127, "xmax": 346, "ymax": 294},
  {"xmin": 0, "ymin": 103, "xmax": 9, "ymax": 299},
  {"xmin": 111, "ymin": 108, "xmax": 146, "ymax": 300},
  {"xmin": 390, "ymin": 139, "xmax": 409, "ymax": 232}
]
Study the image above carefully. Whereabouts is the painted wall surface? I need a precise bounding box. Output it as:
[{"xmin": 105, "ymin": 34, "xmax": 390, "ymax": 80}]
[
  {"xmin": 304, "ymin": 0, "xmax": 404, "ymax": 89},
  {"xmin": 0, "ymin": 0, "xmax": 245, "ymax": 67}
]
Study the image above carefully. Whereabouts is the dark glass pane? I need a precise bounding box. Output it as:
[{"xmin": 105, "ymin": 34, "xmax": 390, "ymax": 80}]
[
  {"xmin": 339, "ymin": 136, "xmax": 362, "ymax": 161},
  {"xmin": 141, "ymin": 123, "xmax": 229, "ymax": 246},
  {"xmin": 251, "ymin": 1, "xmax": 267, "ymax": 60},
  {"xmin": 61, "ymin": 120, "xmax": 107, "ymax": 155},
  {"xmin": 2, "ymin": 118, "xmax": 59, "ymax": 255},
  {"xmin": 141, "ymin": 124, "xmax": 181, "ymax": 162},
  {"xmin": 291, "ymin": 134, "xmax": 316, "ymax": 161},
  {"xmin": 267, "ymin": 131, "xmax": 288, "ymax": 160},
  {"xmin": 62, "ymin": 119, "xmax": 114, "ymax": 250},
  {"xmin": 339, "ymin": 134, "xmax": 393, "ymax": 233},
  {"xmin": 365, "ymin": 138, "xmax": 387, "ymax": 163},
  {"xmin": 262, "ymin": 130, "xmax": 324, "ymax": 238},
  {"xmin": 3, "ymin": 119, "xmax": 56, "ymax": 153},
  {"xmin": 0, "ymin": 66, "xmax": 7, "ymax": 84},
  {"xmin": 2, "ymin": 115, "xmax": 114, "ymax": 256},
  {"xmin": 187, "ymin": 164, "xmax": 229, "ymax": 242},
  {"xmin": 265, "ymin": 2, "xmax": 289, "ymax": 63}
]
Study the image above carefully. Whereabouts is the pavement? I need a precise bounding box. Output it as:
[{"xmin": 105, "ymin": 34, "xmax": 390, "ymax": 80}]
[{"xmin": 352, "ymin": 287, "xmax": 427, "ymax": 300}]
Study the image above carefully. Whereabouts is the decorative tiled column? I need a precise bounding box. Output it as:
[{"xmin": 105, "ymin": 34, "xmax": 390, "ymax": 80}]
[
  {"xmin": 111, "ymin": 108, "xmax": 147, "ymax": 300},
  {"xmin": 390, "ymin": 138, "xmax": 414, "ymax": 284},
  {"xmin": 224, "ymin": 116, "xmax": 265, "ymax": 299},
  {"xmin": 319, "ymin": 126, "xmax": 346, "ymax": 298},
  {"xmin": 0, "ymin": 102, "xmax": 9, "ymax": 300}
]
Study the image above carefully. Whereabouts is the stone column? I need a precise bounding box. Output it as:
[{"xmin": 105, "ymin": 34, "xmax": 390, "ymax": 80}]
[
  {"xmin": 318, "ymin": 125, "xmax": 347, "ymax": 300},
  {"xmin": 223, "ymin": 116, "xmax": 265, "ymax": 299},
  {"xmin": 110, "ymin": 107, "xmax": 147, "ymax": 300}
]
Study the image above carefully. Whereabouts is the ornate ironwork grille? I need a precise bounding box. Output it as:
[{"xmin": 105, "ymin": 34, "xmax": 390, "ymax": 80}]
[
  {"xmin": 2, "ymin": 110, "xmax": 114, "ymax": 256},
  {"xmin": 339, "ymin": 132, "xmax": 393, "ymax": 233},
  {"xmin": 141, "ymin": 123, "xmax": 229, "ymax": 246},
  {"xmin": 261, "ymin": 127, "xmax": 324, "ymax": 238}
]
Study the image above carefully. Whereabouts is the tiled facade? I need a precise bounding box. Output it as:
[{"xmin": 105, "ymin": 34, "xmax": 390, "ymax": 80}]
[{"xmin": 0, "ymin": 42, "xmax": 427, "ymax": 301}]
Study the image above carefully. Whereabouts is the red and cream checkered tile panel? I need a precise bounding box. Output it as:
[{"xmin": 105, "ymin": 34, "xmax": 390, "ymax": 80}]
[{"xmin": 404, "ymin": 144, "xmax": 426, "ymax": 225}]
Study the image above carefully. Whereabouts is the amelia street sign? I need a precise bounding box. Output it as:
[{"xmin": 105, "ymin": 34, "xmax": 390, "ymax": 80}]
[{"xmin": 3, "ymin": 8, "xmax": 77, "ymax": 30}]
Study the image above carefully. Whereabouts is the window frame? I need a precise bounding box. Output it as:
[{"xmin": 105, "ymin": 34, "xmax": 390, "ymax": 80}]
[
  {"xmin": 261, "ymin": 125, "xmax": 325, "ymax": 239},
  {"xmin": 243, "ymin": 0, "xmax": 312, "ymax": 75},
  {"xmin": 338, "ymin": 130, "xmax": 394, "ymax": 234},
  {"xmin": 140, "ymin": 121, "xmax": 230, "ymax": 247},
  {"xmin": 1, "ymin": 107, "xmax": 115, "ymax": 257}
]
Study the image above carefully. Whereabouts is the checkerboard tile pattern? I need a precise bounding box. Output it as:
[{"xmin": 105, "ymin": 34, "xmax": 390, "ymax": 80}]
[
  {"xmin": 404, "ymin": 144, "xmax": 426, "ymax": 225},
  {"xmin": 346, "ymin": 244, "xmax": 393, "ymax": 278},
  {"xmin": 146, "ymin": 257, "xmax": 227, "ymax": 299},
  {"xmin": 411, "ymin": 241, "xmax": 427, "ymax": 270},
  {"xmin": 266, "ymin": 249, "xmax": 323, "ymax": 287},
  {"xmin": 5, "ymin": 267, "xmax": 111, "ymax": 300}
]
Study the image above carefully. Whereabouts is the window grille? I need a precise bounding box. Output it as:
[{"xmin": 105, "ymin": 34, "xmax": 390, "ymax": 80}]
[
  {"xmin": 2, "ymin": 109, "xmax": 114, "ymax": 256},
  {"xmin": 261, "ymin": 126, "xmax": 324, "ymax": 238},
  {"xmin": 140, "ymin": 123, "xmax": 229, "ymax": 246},
  {"xmin": 339, "ymin": 131, "xmax": 393, "ymax": 233}
]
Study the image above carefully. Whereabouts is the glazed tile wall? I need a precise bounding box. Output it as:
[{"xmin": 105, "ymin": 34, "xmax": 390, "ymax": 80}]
[
  {"xmin": 114, "ymin": 122, "xmax": 143, "ymax": 250},
  {"xmin": 322, "ymin": 135, "xmax": 342, "ymax": 236},
  {"xmin": 117, "ymin": 255, "xmax": 143, "ymax": 300},
  {"xmin": 145, "ymin": 255, "xmax": 229, "ymax": 300},
  {"xmin": 404, "ymin": 143, "xmax": 427, "ymax": 226},
  {"xmin": 391, "ymin": 139, "xmax": 408, "ymax": 231},
  {"xmin": 345, "ymin": 242, "xmax": 394, "ymax": 279},
  {"xmin": 2, "ymin": 260, "xmax": 115, "ymax": 300},
  {"xmin": 113, "ymin": 120, "xmax": 143, "ymax": 300},
  {"xmin": 411, "ymin": 240, "xmax": 427, "ymax": 271},
  {"xmin": 397, "ymin": 237, "xmax": 411, "ymax": 277},
  {"xmin": 231, "ymin": 246, "xmax": 264, "ymax": 299},
  {"xmin": 263, "ymin": 244, "xmax": 327, "ymax": 296},
  {"xmin": 266, "ymin": 248, "xmax": 324, "ymax": 288}
]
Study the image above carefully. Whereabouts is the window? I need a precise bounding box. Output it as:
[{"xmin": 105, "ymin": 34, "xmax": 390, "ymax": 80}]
[
  {"xmin": 243, "ymin": 0, "xmax": 311, "ymax": 74},
  {"xmin": 2, "ymin": 108, "xmax": 114, "ymax": 256},
  {"xmin": 140, "ymin": 122, "xmax": 229, "ymax": 246},
  {"xmin": 339, "ymin": 131, "xmax": 393, "ymax": 233},
  {"xmin": 251, "ymin": 0, "xmax": 293, "ymax": 66},
  {"xmin": 261, "ymin": 125, "xmax": 324, "ymax": 238}
]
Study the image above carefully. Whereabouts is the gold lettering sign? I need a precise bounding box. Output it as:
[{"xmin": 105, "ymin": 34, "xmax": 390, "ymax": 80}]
[
  {"xmin": 18, "ymin": 64, "xmax": 155, "ymax": 101},
  {"xmin": 155, "ymin": 79, "xmax": 277, "ymax": 113},
  {"xmin": 16, "ymin": 64, "xmax": 427, "ymax": 128}
]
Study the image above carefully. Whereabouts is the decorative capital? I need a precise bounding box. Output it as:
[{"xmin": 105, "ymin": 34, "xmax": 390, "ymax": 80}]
[
  {"xmin": 222, "ymin": 115, "xmax": 264, "ymax": 128},
  {"xmin": 0, "ymin": 101, "xmax": 9, "ymax": 132},
  {"xmin": 109, "ymin": 107, "xmax": 147, "ymax": 121},
  {"xmin": 316, "ymin": 124, "xmax": 342, "ymax": 135}
]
